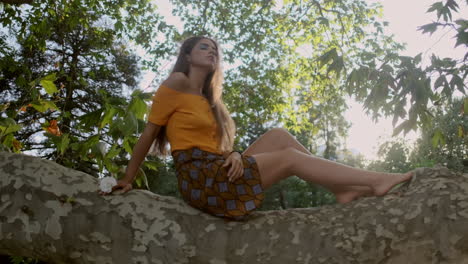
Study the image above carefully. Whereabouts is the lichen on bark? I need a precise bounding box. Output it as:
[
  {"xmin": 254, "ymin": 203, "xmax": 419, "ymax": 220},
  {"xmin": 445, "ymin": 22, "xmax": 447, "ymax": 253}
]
[{"xmin": 0, "ymin": 152, "xmax": 467, "ymax": 263}]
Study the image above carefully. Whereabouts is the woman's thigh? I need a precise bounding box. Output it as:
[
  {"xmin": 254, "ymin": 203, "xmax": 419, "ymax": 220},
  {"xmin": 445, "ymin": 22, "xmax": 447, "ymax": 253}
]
[{"xmin": 243, "ymin": 127, "xmax": 310, "ymax": 156}]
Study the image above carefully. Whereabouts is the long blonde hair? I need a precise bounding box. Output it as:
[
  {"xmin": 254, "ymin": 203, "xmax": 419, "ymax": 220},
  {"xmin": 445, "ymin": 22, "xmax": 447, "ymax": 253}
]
[{"xmin": 152, "ymin": 36, "xmax": 236, "ymax": 157}]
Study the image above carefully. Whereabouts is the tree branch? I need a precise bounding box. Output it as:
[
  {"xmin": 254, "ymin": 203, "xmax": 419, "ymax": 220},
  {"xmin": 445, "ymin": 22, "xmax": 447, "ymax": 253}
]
[{"xmin": 1, "ymin": 152, "xmax": 468, "ymax": 263}]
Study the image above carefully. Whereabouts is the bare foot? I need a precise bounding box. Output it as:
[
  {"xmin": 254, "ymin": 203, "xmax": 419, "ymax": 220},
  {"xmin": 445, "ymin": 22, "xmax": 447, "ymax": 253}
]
[
  {"xmin": 335, "ymin": 190, "xmax": 362, "ymax": 204},
  {"xmin": 333, "ymin": 186, "xmax": 373, "ymax": 204},
  {"xmin": 373, "ymin": 171, "xmax": 413, "ymax": 197}
]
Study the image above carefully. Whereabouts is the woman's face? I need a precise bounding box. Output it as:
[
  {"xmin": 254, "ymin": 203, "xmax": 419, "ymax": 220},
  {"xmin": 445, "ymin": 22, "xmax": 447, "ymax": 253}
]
[{"xmin": 187, "ymin": 38, "xmax": 218, "ymax": 70}]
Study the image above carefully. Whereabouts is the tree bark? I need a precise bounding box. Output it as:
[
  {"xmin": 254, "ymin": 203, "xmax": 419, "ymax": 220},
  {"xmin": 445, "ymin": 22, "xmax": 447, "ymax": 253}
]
[
  {"xmin": 0, "ymin": 0, "xmax": 33, "ymax": 5},
  {"xmin": 0, "ymin": 151, "xmax": 467, "ymax": 263}
]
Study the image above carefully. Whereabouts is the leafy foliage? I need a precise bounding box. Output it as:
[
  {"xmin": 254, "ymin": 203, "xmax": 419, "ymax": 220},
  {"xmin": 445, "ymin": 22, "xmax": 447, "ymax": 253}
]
[
  {"xmin": 367, "ymin": 138, "xmax": 413, "ymax": 173},
  {"xmin": 0, "ymin": 0, "xmax": 173, "ymax": 182},
  {"xmin": 409, "ymin": 98, "xmax": 467, "ymax": 172},
  {"xmin": 369, "ymin": 97, "xmax": 467, "ymax": 174},
  {"xmin": 347, "ymin": 0, "xmax": 467, "ymax": 141}
]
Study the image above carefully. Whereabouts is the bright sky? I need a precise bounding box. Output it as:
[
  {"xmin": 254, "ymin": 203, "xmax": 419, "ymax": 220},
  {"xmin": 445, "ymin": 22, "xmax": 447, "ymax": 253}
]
[
  {"xmin": 344, "ymin": 0, "xmax": 466, "ymax": 160},
  {"xmin": 147, "ymin": 0, "xmax": 466, "ymax": 161}
]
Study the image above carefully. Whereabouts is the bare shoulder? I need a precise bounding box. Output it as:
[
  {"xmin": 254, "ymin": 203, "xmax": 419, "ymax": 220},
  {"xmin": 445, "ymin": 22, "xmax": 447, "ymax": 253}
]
[{"xmin": 161, "ymin": 72, "xmax": 190, "ymax": 92}]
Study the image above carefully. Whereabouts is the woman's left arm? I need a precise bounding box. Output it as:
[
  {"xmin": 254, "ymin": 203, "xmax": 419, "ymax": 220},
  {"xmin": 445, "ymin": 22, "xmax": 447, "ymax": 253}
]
[
  {"xmin": 222, "ymin": 150, "xmax": 236, "ymax": 159},
  {"xmin": 222, "ymin": 151, "xmax": 230, "ymax": 159}
]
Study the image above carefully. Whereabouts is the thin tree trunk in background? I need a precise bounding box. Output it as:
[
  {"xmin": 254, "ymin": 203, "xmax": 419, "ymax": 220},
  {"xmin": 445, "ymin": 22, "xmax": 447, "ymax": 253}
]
[{"xmin": 278, "ymin": 187, "xmax": 287, "ymax": 209}]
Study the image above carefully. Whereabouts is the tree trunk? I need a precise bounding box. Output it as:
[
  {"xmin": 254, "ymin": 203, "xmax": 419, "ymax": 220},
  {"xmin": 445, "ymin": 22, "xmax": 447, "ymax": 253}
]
[{"xmin": 1, "ymin": 151, "xmax": 468, "ymax": 263}]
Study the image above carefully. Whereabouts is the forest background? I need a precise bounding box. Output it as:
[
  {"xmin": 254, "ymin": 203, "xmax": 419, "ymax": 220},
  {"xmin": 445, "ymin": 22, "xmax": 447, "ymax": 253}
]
[{"xmin": 0, "ymin": 0, "xmax": 466, "ymax": 262}]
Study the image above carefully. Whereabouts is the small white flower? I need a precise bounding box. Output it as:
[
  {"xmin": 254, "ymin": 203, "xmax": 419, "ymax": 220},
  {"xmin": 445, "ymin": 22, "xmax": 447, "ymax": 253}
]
[{"xmin": 99, "ymin": 177, "xmax": 117, "ymax": 193}]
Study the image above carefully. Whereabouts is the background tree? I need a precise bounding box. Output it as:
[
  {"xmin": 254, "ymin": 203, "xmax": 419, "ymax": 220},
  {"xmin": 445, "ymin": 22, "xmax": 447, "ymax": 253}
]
[
  {"xmin": 346, "ymin": 0, "xmax": 466, "ymax": 139},
  {"xmin": 0, "ymin": 0, "xmax": 175, "ymax": 181},
  {"xmin": 368, "ymin": 97, "xmax": 466, "ymax": 174},
  {"xmin": 366, "ymin": 138, "xmax": 413, "ymax": 173},
  {"xmin": 409, "ymin": 97, "xmax": 467, "ymax": 172}
]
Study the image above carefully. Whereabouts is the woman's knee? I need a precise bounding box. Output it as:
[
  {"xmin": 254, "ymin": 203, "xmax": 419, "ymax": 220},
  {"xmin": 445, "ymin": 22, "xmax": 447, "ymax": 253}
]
[
  {"xmin": 267, "ymin": 127, "xmax": 290, "ymax": 137},
  {"xmin": 266, "ymin": 127, "xmax": 294, "ymax": 144},
  {"xmin": 281, "ymin": 147, "xmax": 300, "ymax": 170}
]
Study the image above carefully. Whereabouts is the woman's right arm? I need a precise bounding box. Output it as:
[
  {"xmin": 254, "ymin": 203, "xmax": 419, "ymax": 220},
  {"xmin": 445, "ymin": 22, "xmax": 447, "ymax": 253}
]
[
  {"xmin": 123, "ymin": 122, "xmax": 161, "ymax": 183},
  {"xmin": 99, "ymin": 122, "xmax": 161, "ymax": 195}
]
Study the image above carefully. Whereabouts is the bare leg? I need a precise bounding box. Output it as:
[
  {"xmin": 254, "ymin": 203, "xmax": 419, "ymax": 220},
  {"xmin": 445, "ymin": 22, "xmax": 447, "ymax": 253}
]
[
  {"xmin": 243, "ymin": 128, "xmax": 372, "ymax": 200},
  {"xmin": 252, "ymin": 147, "xmax": 413, "ymax": 197},
  {"xmin": 243, "ymin": 128, "xmax": 412, "ymax": 202}
]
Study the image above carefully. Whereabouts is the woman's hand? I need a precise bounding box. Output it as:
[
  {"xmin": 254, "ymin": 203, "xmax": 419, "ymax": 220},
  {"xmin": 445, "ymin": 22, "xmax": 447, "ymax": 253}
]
[
  {"xmin": 98, "ymin": 122, "xmax": 160, "ymax": 196},
  {"xmin": 98, "ymin": 179, "xmax": 133, "ymax": 195},
  {"xmin": 222, "ymin": 152, "xmax": 243, "ymax": 182}
]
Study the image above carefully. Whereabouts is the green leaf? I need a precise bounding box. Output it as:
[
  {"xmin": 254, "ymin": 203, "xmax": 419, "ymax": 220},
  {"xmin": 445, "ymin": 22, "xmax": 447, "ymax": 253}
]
[
  {"xmin": 328, "ymin": 56, "xmax": 344, "ymax": 76},
  {"xmin": 434, "ymin": 75, "xmax": 447, "ymax": 89},
  {"xmin": 464, "ymin": 98, "xmax": 468, "ymax": 114},
  {"xmin": 427, "ymin": 2, "xmax": 444, "ymax": 14},
  {"xmin": 42, "ymin": 73, "xmax": 56, "ymax": 81},
  {"xmin": 143, "ymin": 160, "xmax": 160, "ymax": 171},
  {"xmin": 80, "ymin": 109, "xmax": 103, "ymax": 126},
  {"xmin": 134, "ymin": 168, "xmax": 149, "ymax": 190},
  {"xmin": 431, "ymin": 129, "xmax": 445, "ymax": 147},
  {"xmin": 123, "ymin": 138, "xmax": 133, "ymax": 154},
  {"xmin": 392, "ymin": 120, "xmax": 413, "ymax": 136},
  {"xmin": 30, "ymin": 100, "xmax": 58, "ymax": 112},
  {"xmin": 40, "ymin": 73, "xmax": 58, "ymax": 95},
  {"xmin": 60, "ymin": 133, "xmax": 70, "ymax": 155},
  {"xmin": 414, "ymin": 53, "xmax": 422, "ymax": 65},
  {"xmin": 446, "ymin": 0, "xmax": 459, "ymax": 12},
  {"xmin": 0, "ymin": 118, "xmax": 22, "ymax": 136},
  {"xmin": 100, "ymin": 106, "xmax": 117, "ymax": 128},
  {"xmin": 318, "ymin": 48, "xmax": 337, "ymax": 68},
  {"xmin": 115, "ymin": 21, "xmax": 123, "ymax": 31},
  {"xmin": 103, "ymin": 158, "xmax": 119, "ymax": 174},
  {"xmin": 318, "ymin": 17, "xmax": 329, "ymax": 26},
  {"xmin": 418, "ymin": 23, "xmax": 439, "ymax": 35},
  {"xmin": 65, "ymin": 196, "xmax": 75, "ymax": 204},
  {"xmin": 105, "ymin": 144, "xmax": 120, "ymax": 159},
  {"xmin": 123, "ymin": 112, "xmax": 138, "ymax": 136},
  {"xmin": 455, "ymin": 19, "xmax": 468, "ymax": 27},
  {"xmin": 40, "ymin": 79, "xmax": 58, "ymax": 95},
  {"xmin": 83, "ymin": 135, "xmax": 100, "ymax": 154},
  {"xmin": 128, "ymin": 95, "xmax": 148, "ymax": 120},
  {"xmin": 455, "ymin": 30, "xmax": 468, "ymax": 48},
  {"xmin": 346, "ymin": 69, "xmax": 359, "ymax": 94},
  {"xmin": 450, "ymin": 74, "xmax": 465, "ymax": 94}
]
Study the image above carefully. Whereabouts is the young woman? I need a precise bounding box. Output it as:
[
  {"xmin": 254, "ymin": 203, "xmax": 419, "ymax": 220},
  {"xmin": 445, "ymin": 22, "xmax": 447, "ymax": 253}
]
[{"xmin": 99, "ymin": 36, "xmax": 413, "ymax": 221}]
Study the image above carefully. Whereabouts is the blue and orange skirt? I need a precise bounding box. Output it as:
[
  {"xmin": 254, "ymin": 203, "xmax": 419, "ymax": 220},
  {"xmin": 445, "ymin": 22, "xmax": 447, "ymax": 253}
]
[{"xmin": 171, "ymin": 147, "xmax": 265, "ymax": 221}]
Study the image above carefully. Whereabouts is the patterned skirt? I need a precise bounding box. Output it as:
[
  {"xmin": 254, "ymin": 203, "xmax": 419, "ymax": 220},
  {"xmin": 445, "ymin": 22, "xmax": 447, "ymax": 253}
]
[{"xmin": 172, "ymin": 147, "xmax": 265, "ymax": 221}]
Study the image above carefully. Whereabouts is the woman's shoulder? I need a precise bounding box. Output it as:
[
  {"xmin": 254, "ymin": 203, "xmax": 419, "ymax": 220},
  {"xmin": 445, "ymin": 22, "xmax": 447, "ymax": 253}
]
[{"xmin": 161, "ymin": 72, "xmax": 190, "ymax": 93}]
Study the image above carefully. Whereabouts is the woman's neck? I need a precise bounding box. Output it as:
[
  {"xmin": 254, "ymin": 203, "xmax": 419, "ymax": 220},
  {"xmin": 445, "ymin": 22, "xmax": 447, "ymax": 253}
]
[{"xmin": 187, "ymin": 67, "xmax": 210, "ymax": 95}]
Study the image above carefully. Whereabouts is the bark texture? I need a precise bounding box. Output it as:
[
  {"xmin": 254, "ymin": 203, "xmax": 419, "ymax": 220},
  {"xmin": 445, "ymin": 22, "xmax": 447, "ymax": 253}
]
[{"xmin": 0, "ymin": 151, "xmax": 468, "ymax": 264}]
